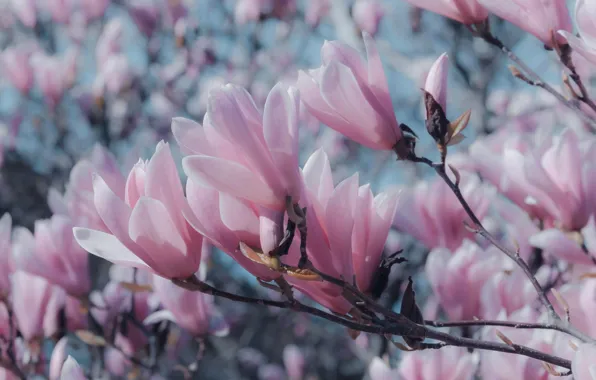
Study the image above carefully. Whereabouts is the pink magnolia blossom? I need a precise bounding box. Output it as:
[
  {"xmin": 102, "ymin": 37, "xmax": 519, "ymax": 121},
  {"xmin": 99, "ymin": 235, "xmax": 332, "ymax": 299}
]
[
  {"xmin": 128, "ymin": 0, "xmax": 160, "ymax": 37},
  {"xmin": 181, "ymin": 82, "xmax": 302, "ymax": 211},
  {"xmin": 572, "ymin": 344, "xmax": 596, "ymax": 380},
  {"xmin": 529, "ymin": 216, "xmax": 596, "ymax": 266},
  {"xmin": 0, "ymin": 214, "xmax": 13, "ymax": 297},
  {"xmin": 11, "ymin": 271, "xmax": 53, "ymax": 342},
  {"xmin": 426, "ymin": 240, "xmax": 504, "ymax": 320},
  {"xmin": 472, "ymin": 128, "xmax": 596, "ymax": 231},
  {"xmin": 10, "ymin": 0, "xmax": 36, "ymax": 27},
  {"xmin": 43, "ymin": 286, "xmax": 87, "ymax": 337},
  {"xmin": 398, "ymin": 347, "xmax": 479, "ymax": 380},
  {"xmin": 284, "ymin": 149, "xmax": 399, "ymax": 313},
  {"xmin": 59, "ymin": 356, "xmax": 86, "ymax": 380},
  {"xmin": 558, "ymin": 0, "xmax": 596, "ymax": 65},
  {"xmin": 368, "ymin": 357, "xmax": 398, "ymax": 379},
  {"xmin": 353, "ymin": 0, "xmax": 385, "ymax": 36},
  {"xmin": 394, "ymin": 171, "xmax": 494, "ymax": 250},
  {"xmin": 145, "ymin": 252, "xmax": 229, "ymax": 337},
  {"xmin": 95, "ymin": 54, "xmax": 134, "ymax": 95},
  {"xmin": 297, "ymin": 33, "xmax": 403, "ymax": 152},
  {"xmin": 96, "ymin": 19, "xmax": 123, "ymax": 68},
  {"xmin": 12, "ymin": 215, "xmax": 90, "ymax": 296},
  {"xmin": 0, "ymin": 45, "xmax": 35, "ymax": 94},
  {"xmin": 49, "ymin": 337, "xmax": 68, "ymax": 380},
  {"xmin": 49, "ymin": 144, "xmax": 126, "ymax": 230},
  {"xmin": 80, "ymin": 0, "xmax": 110, "ymax": 21},
  {"xmin": 283, "ymin": 345, "xmax": 304, "ymax": 380},
  {"xmin": 424, "ymin": 53, "xmax": 449, "ymax": 113},
  {"xmin": 480, "ymin": 307, "xmax": 554, "ymax": 380},
  {"xmin": 403, "ymin": 0, "xmax": 488, "ymax": 24},
  {"xmin": 45, "ymin": 0, "xmax": 72, "ymax": 23},
  {"xmin": 477, "ymin": 0, "xmax": 572, "ymax": 47},
  {"xmin": 234, "ymin": 0, "xmax": 263, "ymax": 24},
  {"xmin": 73, "ymin": 141, "xmax": 204, "ymax": 279},
  {"xmin": 305, "ymin": 0, "xmax": 330, "ymax": 27},
  {"xmin": 30, "ymin": 50, "xmax": 78, "ymax": 109}
]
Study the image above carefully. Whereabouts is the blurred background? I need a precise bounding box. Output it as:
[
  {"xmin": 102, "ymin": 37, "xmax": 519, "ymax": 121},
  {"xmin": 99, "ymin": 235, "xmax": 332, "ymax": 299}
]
[{"xmin": 0, "ymin": 0, "xmax": 586, "ymax": 378}]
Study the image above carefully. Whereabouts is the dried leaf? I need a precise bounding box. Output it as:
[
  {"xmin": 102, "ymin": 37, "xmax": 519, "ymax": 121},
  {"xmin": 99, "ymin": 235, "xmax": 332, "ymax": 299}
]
[
  {"xmin": 423, "ymin": 90, "xmax": 449, "ymax": 145},
  {"xmin": 76, "ymin": 330, "xmax": 107, "ymax": 347},
  {"xmin": 239, "ymin": 242, "xmax": 280, "ymax": 271},
  {"xmin": 283, "ymin": 267, "xmax": 321, "ymax": 281},
  {"xmin": 400, "ymin": 277, "xmax": 424, "ymax": 348},
  {"xmin": 119, "ymin": 282, "xmax": 153, "ymax": 293},
  {"xmin": 369, "ymin": 250, "xmax": 406, "ymax": 299}
]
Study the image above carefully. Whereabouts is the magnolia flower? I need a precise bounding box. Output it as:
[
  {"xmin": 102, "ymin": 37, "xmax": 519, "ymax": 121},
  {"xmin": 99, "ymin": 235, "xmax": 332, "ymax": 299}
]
[
  {"xmin": 558, "ymin": 0, "xmax": 596, "ymax": 65},
  {"xmin": 426, "ymin": 240, "xmax": 504, "ymax": 320},
  {"xmin": 59, "ymin": 356, "xmax": 86, "ymax": 380},
  {"xmin": 572, "ymin": 344, "xmax": 596, "ymax": 380},
  {"xmin": 478, "ymin": 0, "xmax": 572, "ymax": 47},
  {"xmin": 403, "ymin": 0, "xmax": 488, "ymax": 24},
  {"xmin": 12, "ymin": 215, "xmax": 90, "ymax": 297},
  {"xmin": 399, "ymin": 347, "xmax": 479, "ymax": 380},
  {"xmin": 0, "ymin": 45, "xmax": 36, "ymax": 94},
  {"xmin": 297, "ymin": 33, "xmax": 405, "ymax": 153},
  {"xmin": 11, "ymin": 271, "xmax": 53, "ymax": 342},
  {"xmin": 10, "ymin": 0, "xmax": 36, "ymax": 27},
  {"xmin": 353, "ymin": 0, "xmax": 385, "ymax": 36},
  {"xmin": 74, "ymin": 141, "xmax": 204, "ymax": 279}
]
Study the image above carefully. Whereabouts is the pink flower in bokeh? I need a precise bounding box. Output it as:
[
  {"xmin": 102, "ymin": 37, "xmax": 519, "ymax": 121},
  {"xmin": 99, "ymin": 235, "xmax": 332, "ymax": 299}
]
[
  {"xmin": 145, "ymin": 245, "xmax": 229, "ymax": 337},
  {"xmin": 96, "ymin": 19, "xmax": 123, "ymax": 67},
  {"xmin": 398, "ymin": 347, "xmax": 479, "ymax": 380},
  {"xmin": 12, "ymin": 215, "xmax": 90, "ymax": 297},
  {"xmin": 353, "ymin": 0, "xmax": 385, "ymax": 36},
  {"xmin": 74, "ymin": 141, "xmax": 204, "ymax": 279},
  {"xmin": 59, "ymin": 356, "xmax": 86, "ymax": 380},
  {"xmin": 43, "ymin": 286, "xmax": 88, "ymax": 337},
  {"xmin": 426, "ymin": 240, "xmax": 504, "ymax": 320},
  {"xmin": 403, "ymin": 0, "xmax": 488, "ymax": 24},
  {"xmin": 478, "ymin": 0, "xmax": 572, "ymax": 47},
  {"xmin": 30, "ymin": 50, "xmax": 78, "ymax": 109},
  {"xmin": 572, "ymin": 343, "xmax": 596, "ymax": 380},
  {"xmin": 0, "ymin": 45, "xmax": 36, "ymax": 94},
  {"xmin": 128, "ymin": 0, "xmax": 160, "ymax": 37},
  {"xmin": 45, "ymin": 0, "xmax": 72, "ymax": 23},
  {"xmin": 305, "ymin": 0, "xmax": 330, "ymax": 27},
  {"xmin": 559, "ymin": 0, "xmax": 596, "ymax": 65},
  {"xmin": 394, "ymin": 171, "xmax": 494, "ymax": 250},
  {"xmin": 11, "ymin": 271, "xmax": 53, "ymax": 342},
  {"xmin": 80, "ymin": 0, "xmax": 110, "ymax": 21},
  {"xmin": 0, "ymin": 214, "xmax": 13, "ymax": 297},
  {"xmin": 297, "ymin": 33, "xmax": 403, "ymax": 152},
  {"xmin": 10, "ymin": 0, "xmax": 36, "ymax": 27},
  {"xmin": 283, "ymin": 345, "xmax": 304, "ymax": 380},
  {"xmin": 49, "ymin": 144, "xmax": 126, "ymax": 231}
]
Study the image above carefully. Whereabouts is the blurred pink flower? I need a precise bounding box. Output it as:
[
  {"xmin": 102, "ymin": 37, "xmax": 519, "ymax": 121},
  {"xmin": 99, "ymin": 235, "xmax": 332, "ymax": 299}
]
[
  {"xmin": 30, "ymin": 50, "xmax": 78, "ymax": 109},
  {"xmin": 12, "ymin": 215, "xmax": 90, "ymax": 297},
  {"xmin": 478, "ymin": 0, "xmax": 572, "ymax": 47},
  {"xmin": 398, "ymin": 346, "xmax": 479, "ymax": 380},
  {"xmin": 10, "ymin": 0, "xmax": 36, "ymax": 27},
  {"xmin": 49, "ymin": 144, "xmax": 126, "ymax": 230},
  {"xmin": 283, "ymin": 345, "xmax": 304, "ymax": 380},
  {"xmin": 96, "ymin": 19, "xmax": 123, "ymax": 67},
  {"xmin": 403, "ymin": 0, "xmax": 488, "ymax": 24},
  {"xmin": 11, "ymin": 271, "xmax": 53, "ymax": 342},
  {"xmin": 394, "ymin": 172, "xmax": 494, "ymax": 250},
  {"xmin": 353, "ymin": 0, "xmax": 385, "ymax": 36},
  {"xmin": 559, "ymin": 0, "xmax": 596, "ymax": 65},
  {"xmin": 0, "ymin": 45, "xmax": 35, "ymax": 94},
  {"xmin": 480, "ymin": 307, "xmax": 554, "ymax": 380},
  {"xmin": 297, "ymin": 33, "xmax": 403, "ymax": 152},
  {"xmin": 181, "ymin": 83, "xmax": 302, "ymax": 211},
  {"xmin": 74, "ymin": 141, "xmax": 204, "ymax": 279},
  {"xmin": 48, "ymin": 337, "xmax": 68, "ymax": 380},
  {"xmin": 95, "ymin": 54, "xmax": 134, "ymax": 95},
  {"xmin": 305, "ymin": 0, "xmax": 330, "ymax": 27},
  {"xmin": 572, "ymin": 343, "xmax": 596, "ymax": 380},
  {"xmin": 80, "ymin": 0, "xmax": 110, "ymax": 21},
  {"xmin": 0, "ymin": 214, "xmax": 13, "ymax": 297},
  {"xmin": 426, "ymin": 240, "xmax": 504, "ymax": 320},
  {"xmin": 45, "ymin": 0, "xmax": 72, "ymax": 23},
  {"xmin": 128, "ymin": 0, "xmax": 160, "ymax": 37},
  {"xmin": 368, "ymin": 357, "xmax": 398, "ymax": 379},
  {"xmin": 145, "ymin": 252, "xmax": 229, "ymax": 337},
  {"xmin": 59, "ymin": 356, "xmax": 86, "ymax": 380},
  {"xmin": 43, "ymin": 286, "xmax": 88, "ymax": 337}
]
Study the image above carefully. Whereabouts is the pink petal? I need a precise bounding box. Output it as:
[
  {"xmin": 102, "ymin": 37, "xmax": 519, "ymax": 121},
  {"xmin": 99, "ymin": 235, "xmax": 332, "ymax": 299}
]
[
  {"xmin": 73, "ymin": 227, "xmax": 150, "ymax": 269},
  {"xmin": 529, "ymin": 229, "xmax": 592, "ymax": 265},
  {"xmin": 183, "ymin": 155, "xmax": 282, "ymax": 209}
]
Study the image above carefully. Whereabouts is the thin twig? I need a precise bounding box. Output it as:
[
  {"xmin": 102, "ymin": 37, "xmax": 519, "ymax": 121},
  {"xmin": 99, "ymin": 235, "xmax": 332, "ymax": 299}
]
[{"xmin": 477, "ymin": 30, "xmax": 596, "ymax": 128}]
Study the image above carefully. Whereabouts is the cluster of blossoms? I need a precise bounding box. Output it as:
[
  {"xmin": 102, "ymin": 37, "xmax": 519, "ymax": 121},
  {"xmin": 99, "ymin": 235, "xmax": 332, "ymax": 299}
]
[{"xmin": 2, "ymin": 0, "xmax": 596, "ymax": 379}]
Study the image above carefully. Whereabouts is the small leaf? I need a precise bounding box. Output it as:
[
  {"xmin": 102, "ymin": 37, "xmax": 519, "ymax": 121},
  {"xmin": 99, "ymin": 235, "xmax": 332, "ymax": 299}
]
[
  {"xmin": 75, "ymin": 330, "xmax": 107, "ymax": 347},
  {"xmin": 446, "ymin": 109, "xmax": 471, "ymax": 145},
  {"xmin": 400, "ymin": 277, "xmax": 425, "ymax": 348},
  {"xmin": 119, "ymin": 282, "xmax": 153, "ymax": 293},
  {"xmin": 283, "ymin": 266, "xmax": 321, "ymax": 281}
]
